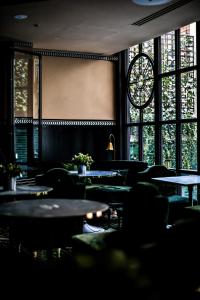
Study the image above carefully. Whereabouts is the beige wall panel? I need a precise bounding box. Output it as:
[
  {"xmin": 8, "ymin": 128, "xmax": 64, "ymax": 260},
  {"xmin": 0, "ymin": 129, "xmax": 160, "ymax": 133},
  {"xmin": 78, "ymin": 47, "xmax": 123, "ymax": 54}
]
[{"xmin": 42, "ymin": 56, "xmax": 116, "ymax": 120}]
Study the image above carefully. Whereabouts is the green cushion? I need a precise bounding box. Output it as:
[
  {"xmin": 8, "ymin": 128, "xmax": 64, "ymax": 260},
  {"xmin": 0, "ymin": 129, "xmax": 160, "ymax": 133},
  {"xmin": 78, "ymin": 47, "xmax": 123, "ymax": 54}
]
[
  {"xmin": 86, "ymin": 184, "xmax": 132, "ymax": 203},
  {"xmin": 72, "ymin": 230, "xmax": 115, "ymax": 253},
  {"xmin": 168, "ymin": 195, "xmax": 189, "ymax": 203}
]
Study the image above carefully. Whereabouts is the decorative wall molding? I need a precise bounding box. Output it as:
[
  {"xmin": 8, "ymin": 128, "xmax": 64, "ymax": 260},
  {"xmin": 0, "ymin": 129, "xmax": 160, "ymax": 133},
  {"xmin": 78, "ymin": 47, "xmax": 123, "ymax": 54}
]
[
  {"xmin": 13, "ymin": 40, "xmax": 33, "ymax": 48},
  {"xmin": 15, "ymin": 118, "xmax": 39, "ymax": 125},
  {"xmin": 15, "ymin": 118, "xmax": 36, "ymax": 124},
  {"xmin": 42, "ymin": 119, "xmax": 116, "ymax": 126},
  {"xmin": 15, "ymin": 118, "xmax": 116, "ymax": 126},
  {"xmin": 3, "ymin": 39, "xmax": 118, "ymax": 61},
  {"xmin": 32, "ymin": 49, "xmax": 118, "ymax": 62}
]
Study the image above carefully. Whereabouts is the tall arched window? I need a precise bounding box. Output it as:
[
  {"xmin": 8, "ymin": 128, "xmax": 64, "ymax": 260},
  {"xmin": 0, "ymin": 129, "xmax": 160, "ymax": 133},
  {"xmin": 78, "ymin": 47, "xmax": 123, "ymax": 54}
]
[{"xmin": 126, "ymin": 22, "xmax": 198, "ymax": 173}]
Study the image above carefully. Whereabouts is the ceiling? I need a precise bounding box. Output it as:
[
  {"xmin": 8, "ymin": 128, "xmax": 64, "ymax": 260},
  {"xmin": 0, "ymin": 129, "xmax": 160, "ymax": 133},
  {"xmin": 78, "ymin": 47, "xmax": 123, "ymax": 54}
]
[{"xmin": 0, "ymin": 0, "xmax": 199, "ymax": 55}]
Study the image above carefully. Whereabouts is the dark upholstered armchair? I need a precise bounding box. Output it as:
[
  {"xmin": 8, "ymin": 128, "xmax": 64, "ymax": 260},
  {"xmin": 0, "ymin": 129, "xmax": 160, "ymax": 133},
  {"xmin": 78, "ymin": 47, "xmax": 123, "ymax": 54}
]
[
  {"xmin": 123, "ymin": 182, "xmax": 169, "ymax": 239},
  {"xmin": 136, "ymin": 165, "xmax": 188, "ymax": 198},
  {"xmin": 73, "ymin": 182, "xmax": 169, "ymax": 254},
  {"xmin": 35, "ymin": 168, "xmax": 86, "ymax": 199},
  {"xmin": 136, "ymin": 165, "xmax": 191, "ymax": 222},
  {"xmin": 136, "ymin": 165, "xmax": 176, "ymax": 196}
]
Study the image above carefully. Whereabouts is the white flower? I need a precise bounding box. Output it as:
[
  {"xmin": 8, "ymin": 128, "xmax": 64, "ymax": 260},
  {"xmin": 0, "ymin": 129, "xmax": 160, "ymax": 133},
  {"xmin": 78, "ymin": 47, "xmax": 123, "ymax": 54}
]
[{"xmin": 72, "ymin": 153, "xmax": 94, "ymax": 167}]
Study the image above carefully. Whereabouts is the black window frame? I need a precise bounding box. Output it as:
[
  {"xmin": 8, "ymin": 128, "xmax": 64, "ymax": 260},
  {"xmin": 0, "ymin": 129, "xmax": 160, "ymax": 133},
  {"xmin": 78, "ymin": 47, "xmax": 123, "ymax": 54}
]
[{"xmin": 126, "ymin": 21, "xmax": 199, "ymax": 174}]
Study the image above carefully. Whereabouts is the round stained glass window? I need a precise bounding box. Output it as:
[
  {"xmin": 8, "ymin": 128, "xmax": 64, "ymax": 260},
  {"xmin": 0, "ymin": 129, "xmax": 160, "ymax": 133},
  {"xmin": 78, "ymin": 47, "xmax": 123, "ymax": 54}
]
[{"xmin": 127, "ymin": 53, "xmax": 155, "ymax": 109}]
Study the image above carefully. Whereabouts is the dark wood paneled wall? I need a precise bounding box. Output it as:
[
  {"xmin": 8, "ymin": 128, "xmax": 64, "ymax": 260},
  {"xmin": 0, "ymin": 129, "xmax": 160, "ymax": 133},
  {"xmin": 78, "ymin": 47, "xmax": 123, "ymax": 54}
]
[{"xmin": 41, "ymin": 125, "xmax": 116, "ymax": 162}]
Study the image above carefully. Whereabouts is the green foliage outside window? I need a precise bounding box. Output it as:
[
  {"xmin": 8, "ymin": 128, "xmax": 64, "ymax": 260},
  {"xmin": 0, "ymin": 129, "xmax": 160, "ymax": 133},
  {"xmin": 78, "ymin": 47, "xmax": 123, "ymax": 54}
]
[
  {"xmin": 162, "ymin": 124, "xmax": 176, "ymax": 169},
  {"xmin": 14, "ymin": 57, "xmax": 29, "ymax": 115},
  {"xmin": 181, "ymin": 123, "xmax": 197, "ymax": 169},
  {"xmin": 143, "ymin": 126, "xmax": 155, "ymax": 166}
]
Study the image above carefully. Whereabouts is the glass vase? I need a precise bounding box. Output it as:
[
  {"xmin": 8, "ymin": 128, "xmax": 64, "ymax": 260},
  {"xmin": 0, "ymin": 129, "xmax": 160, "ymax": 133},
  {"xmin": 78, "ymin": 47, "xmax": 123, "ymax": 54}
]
[
  {"xmin": 4, "ymin": 176, "xmax": 17, "ymax": 191},
  {"xmin": 78, "ymin": 165, "xmax": 87, "ymax": 175}
]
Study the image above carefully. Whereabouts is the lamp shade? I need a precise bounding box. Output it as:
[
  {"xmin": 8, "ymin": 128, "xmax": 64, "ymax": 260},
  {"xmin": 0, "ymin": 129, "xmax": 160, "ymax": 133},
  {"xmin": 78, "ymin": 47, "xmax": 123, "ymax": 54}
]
[
  {"xmin": 106, "ymin": 142, "xmax": 114, "ymax": 151},
  {"xmin": 131, "ymin": 0, "xmax": 173, "ymax": 6}
]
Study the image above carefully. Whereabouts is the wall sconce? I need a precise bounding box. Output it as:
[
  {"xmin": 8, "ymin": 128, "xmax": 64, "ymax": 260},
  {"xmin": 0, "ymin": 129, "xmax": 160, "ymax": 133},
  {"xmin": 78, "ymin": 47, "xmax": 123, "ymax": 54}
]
[{"xmin": 106, "ymin": 133, "xmax": 116, "ymax": 160}]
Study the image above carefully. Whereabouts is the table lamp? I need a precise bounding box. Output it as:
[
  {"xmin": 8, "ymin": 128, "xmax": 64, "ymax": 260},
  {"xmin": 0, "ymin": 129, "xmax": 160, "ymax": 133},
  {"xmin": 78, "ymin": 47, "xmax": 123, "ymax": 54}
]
[{"xmin": 106, "ymin": 133, "xmax": 116, "ymax": 160}]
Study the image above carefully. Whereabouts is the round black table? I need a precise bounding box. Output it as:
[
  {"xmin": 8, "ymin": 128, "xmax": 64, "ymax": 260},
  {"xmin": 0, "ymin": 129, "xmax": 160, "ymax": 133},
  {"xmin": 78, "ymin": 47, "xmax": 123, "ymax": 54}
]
[
  {"xmin": 0, "ymin": 198, "xmax": 109, "ymax": 249},
  {"xmin": 0, "ymin": 185, "xmax": 53, "ymax": 201},
  {"xmin": 0, "ymin": 198, "xmax": 108, "ymax": 218}
]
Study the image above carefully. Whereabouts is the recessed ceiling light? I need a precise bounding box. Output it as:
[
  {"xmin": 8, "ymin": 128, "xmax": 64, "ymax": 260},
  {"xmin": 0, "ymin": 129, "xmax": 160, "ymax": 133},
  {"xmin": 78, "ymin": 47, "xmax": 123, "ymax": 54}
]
[
  {"xmin": 14, "ymin": 14, "xmax": 28, "ymax": 20},
  {"xmin": 131, "ymin": 0, "xmax": 173, "ymax": 6}
]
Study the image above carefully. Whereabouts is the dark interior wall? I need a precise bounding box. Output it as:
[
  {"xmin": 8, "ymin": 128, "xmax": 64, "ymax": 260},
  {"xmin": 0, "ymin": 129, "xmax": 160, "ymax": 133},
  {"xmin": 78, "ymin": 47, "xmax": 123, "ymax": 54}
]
[{"xmin": 42, "ymin": 125, "xmax": 116, "ymax": 162}]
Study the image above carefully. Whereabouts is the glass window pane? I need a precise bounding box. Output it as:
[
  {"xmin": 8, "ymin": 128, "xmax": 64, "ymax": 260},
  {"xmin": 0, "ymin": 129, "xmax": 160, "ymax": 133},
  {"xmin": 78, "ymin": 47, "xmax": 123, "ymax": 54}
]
[
  {"xmin": 129, "ymin": 127, "xmax": 139, "ymax": 160},
  {"xmin": 143, "ymin": 126, "xmax": 155, "ymax": 165},
  {"xmin": 33, "ymin": 126, "xmax": 39, "ymax": 159},
  {"xmin": 33, "ymin": 57, "xmax": 40, "ymax": 120},
  {"xmin": 181, "ymin": 123, "xmax": 197, "ymax": 170},
  {"xmin": 128, "ymin": 54, "xmax": 154, "ymax": 108},
  {"xmin": 14, "ymin": 90, "xmax": 28, "ymax": 116},
  {"xmin": 142, "ymin": 39, "xmax": 154, "ymax": 59},
  {"xmin": 14, "ymin": 57, "xmax": 28, "ymax": 88},
  {"xmin": 14, "ymin": 54, "xmax": 40, "ymax": 119},
  {"xmin": 181, "ymin": 70, "xmax": 197, "ymax": 119},
  {"xmin": 129, "ymin": 104, "xmax": 140, "ymax": 123},
  {"xmin": 129, "ymin": 45, "xmax": 139, "ymax": 63},
  {"xmin": 161, "ymin": 75, "xmax": 176, "ymax": 120},
  {"xmin": 161, "ymin": 124, "xmax": 176, "ymax": 168},
  {"xmin": 14, "ymin": 52, "xmax": 40, "ymax": 164},
  {"xmin": 15, "ymin": 127, "xmax": 28, "ymax": 163},
  {"xmin": 161, "ymin": 31, "xmax": 175, "ymax": 73},
  {"xmin": 180, "ymin": 22, "xmax": 196, "ymax": 68},
  {"xmin": 143, "ymin": 98, "xmax": 155, "ymax": 122},
  {"xmin": 14, "ymin": 53, "xmax": 29, "ymax": 117}
]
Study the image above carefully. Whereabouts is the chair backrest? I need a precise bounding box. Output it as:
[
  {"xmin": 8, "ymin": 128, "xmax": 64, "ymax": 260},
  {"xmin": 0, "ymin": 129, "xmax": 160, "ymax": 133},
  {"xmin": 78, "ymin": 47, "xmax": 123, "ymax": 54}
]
[
  {"xmin": 35, "ymin": 168, "xmax": 85, "ymax": 198},
  {"xmin": 123, "ymin": 181, "xmax": 169, "ymax": 243},
  {"xmin": 136, "ymin": 165, "xmax": 176, "ymax": 196},
  {"xmin": 44, "ymin": 168, "xmax": 76, "ymax": 186}
]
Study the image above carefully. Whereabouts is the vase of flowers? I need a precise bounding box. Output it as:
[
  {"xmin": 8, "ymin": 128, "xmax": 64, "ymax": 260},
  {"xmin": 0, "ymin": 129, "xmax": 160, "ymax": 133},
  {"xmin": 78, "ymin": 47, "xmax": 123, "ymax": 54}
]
[
  {"xmin": 0, "ymin": 163, "xmax": 22, "ymax": 191},
  {"xmin": 72, "ymin": 153, "xmax": 94, "ymax": 175}
]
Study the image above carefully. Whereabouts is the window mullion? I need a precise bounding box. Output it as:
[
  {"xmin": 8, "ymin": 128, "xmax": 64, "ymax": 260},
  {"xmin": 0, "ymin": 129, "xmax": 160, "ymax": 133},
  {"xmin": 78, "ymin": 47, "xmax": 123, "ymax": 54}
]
[
  {"xmin": 196, "ymin": 21, "xmax": 200, "ymax": 173},
  {"xmin": 154, "ymin": 37, "xmax": 162, "ymax": 164},
  {"xmin": 175, "ymin": 29, "xmax": 181, "ymax": 172}
]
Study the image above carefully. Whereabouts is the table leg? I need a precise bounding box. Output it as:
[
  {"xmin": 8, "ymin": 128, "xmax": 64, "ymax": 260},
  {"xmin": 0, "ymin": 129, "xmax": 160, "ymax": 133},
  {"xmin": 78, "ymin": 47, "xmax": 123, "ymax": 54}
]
[{"xmin": 188, "ymin": 186, "xmax": 193, "ymax": 206}]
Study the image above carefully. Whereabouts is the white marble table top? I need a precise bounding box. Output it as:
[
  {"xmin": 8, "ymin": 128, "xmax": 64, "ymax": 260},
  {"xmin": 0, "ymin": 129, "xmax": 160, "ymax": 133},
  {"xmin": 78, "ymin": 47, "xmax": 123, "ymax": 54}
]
[{"xmin": 152, "ymin": 175, "xmax": 200, "ymax": 186}]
